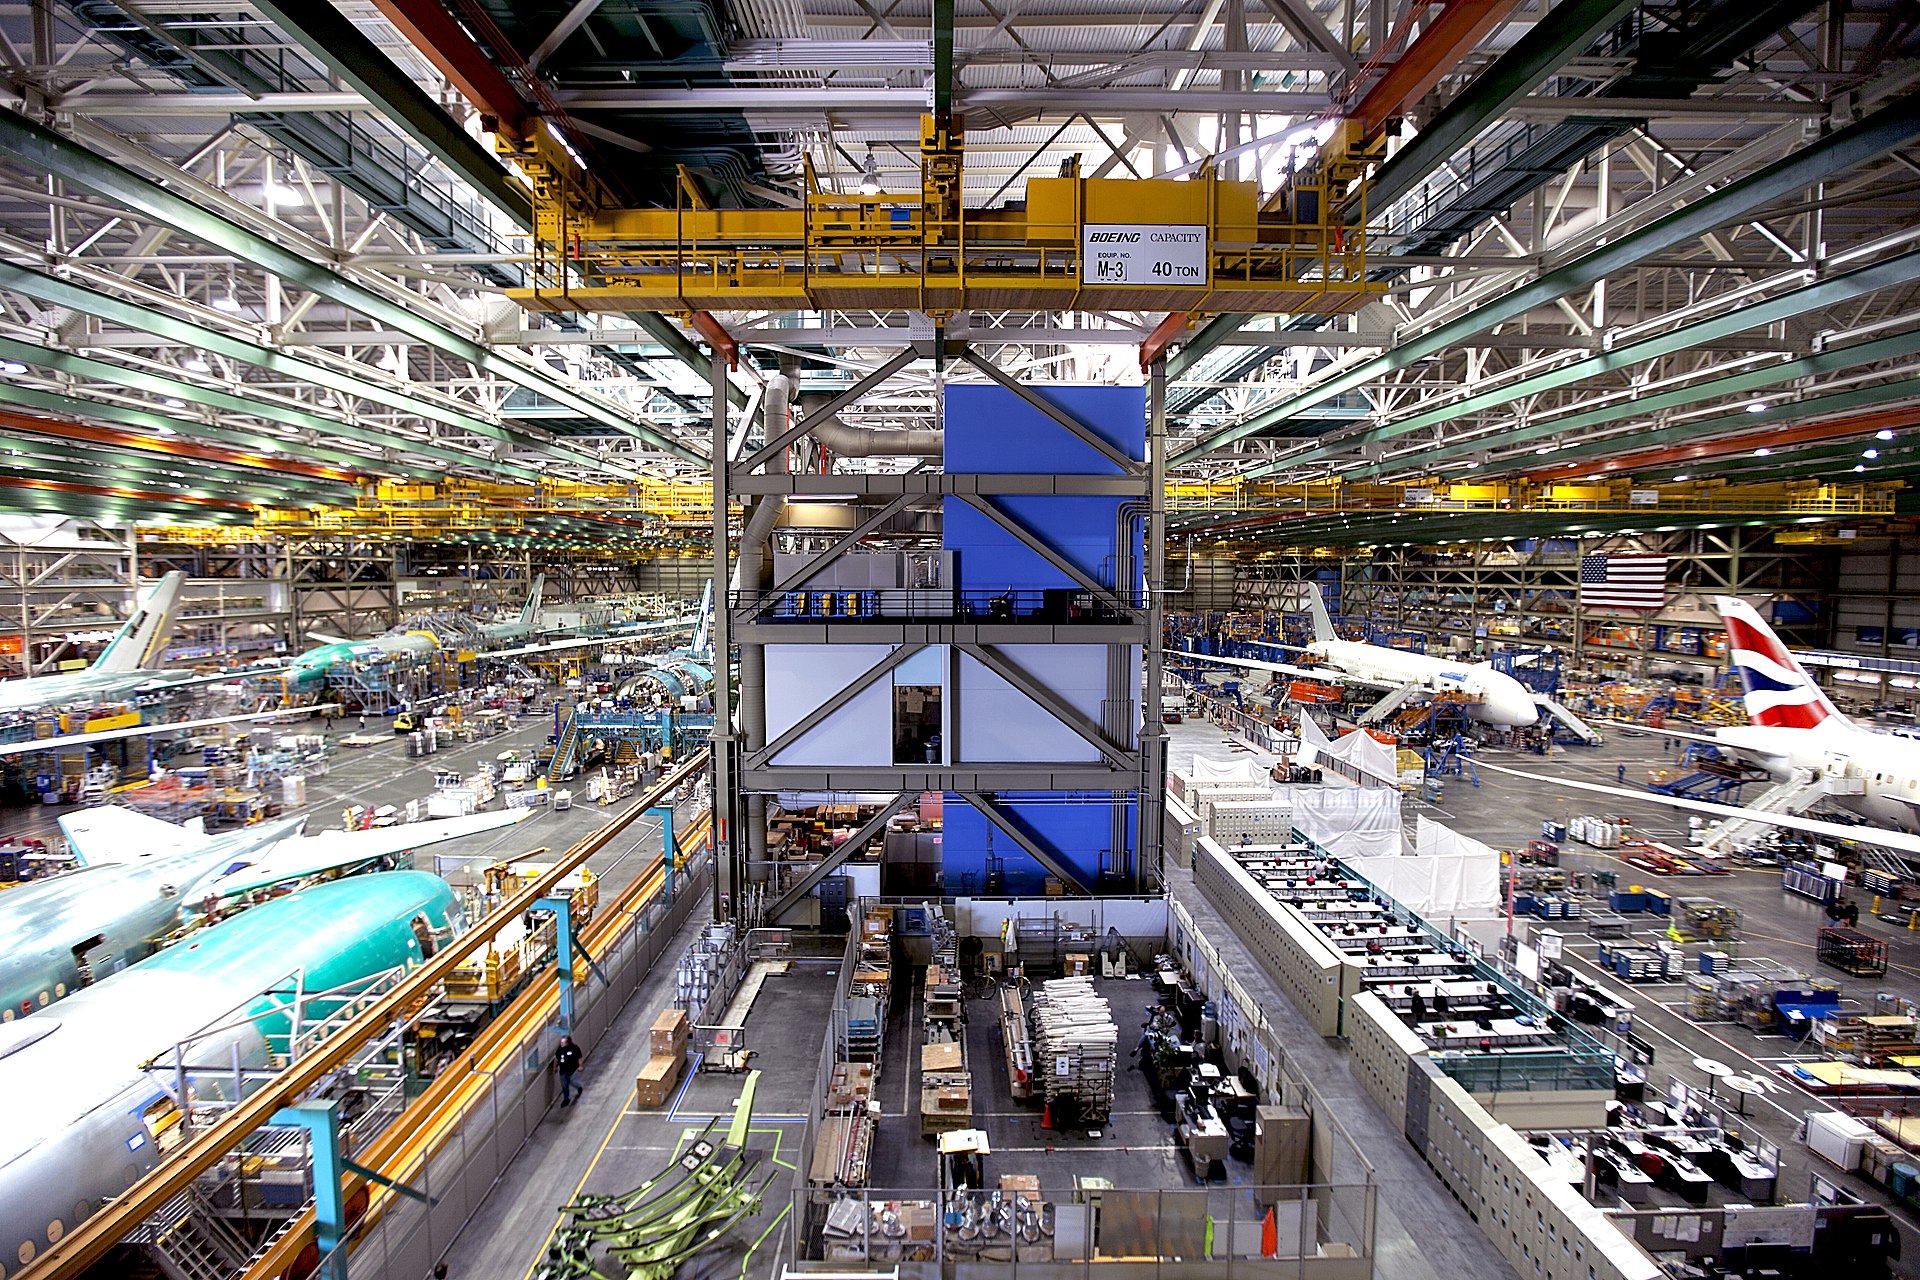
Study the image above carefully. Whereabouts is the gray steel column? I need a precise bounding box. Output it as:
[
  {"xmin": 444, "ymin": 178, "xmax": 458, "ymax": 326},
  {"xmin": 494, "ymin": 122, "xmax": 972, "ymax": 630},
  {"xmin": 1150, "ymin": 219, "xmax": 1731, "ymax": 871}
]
[
  {"xmin": 1139, "ymin": 358, "xmax": 1169, "ymax": 890},
  {"xmin": 709, "ymin": 351, "xmax": 740, "ymax": 919}
]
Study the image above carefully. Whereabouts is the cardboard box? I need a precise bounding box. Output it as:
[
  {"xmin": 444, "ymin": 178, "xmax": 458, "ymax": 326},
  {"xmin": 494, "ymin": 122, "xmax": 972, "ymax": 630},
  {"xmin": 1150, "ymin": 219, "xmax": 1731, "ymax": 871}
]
[
  {"xmin": 635, "ymin": 1052, "xmax": 684, "ymax": 1108},
  {"xmin": 1064, "ymin": 952, "xmax": 1091, "ymax": 976},
  {"xmin": 650, "ymin": 1007, "xmax": 689, "ymax": 1056},
  {"xmin": 1000, "ymin": 1174, "xmax": 1040, "ymax": 1195}
]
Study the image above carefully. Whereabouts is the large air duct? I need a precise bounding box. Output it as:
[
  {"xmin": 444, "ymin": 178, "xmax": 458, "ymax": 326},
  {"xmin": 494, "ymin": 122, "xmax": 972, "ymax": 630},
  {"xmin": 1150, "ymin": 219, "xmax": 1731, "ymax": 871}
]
[
  {"xmin": 735, "ymin": 372, "xmax": 793, "ymax": 884},
  {"xmin": 807, "ymin": 417, "xmax": 942, "ymax": 457}
]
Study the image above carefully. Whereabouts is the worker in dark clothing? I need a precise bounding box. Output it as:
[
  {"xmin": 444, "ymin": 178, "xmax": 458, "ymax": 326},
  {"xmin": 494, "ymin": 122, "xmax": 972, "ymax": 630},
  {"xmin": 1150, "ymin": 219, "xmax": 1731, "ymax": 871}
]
[
  {"xmin": 1844, "ymin": 901, "xmax": 1861, "ymax": 928},
  {"xmin": 1409, "ymin": 990, "xmax": 1429, "ymax": 1024},
  {"xmin": 554, "ymin": 1034, "xmax": 586, "ymax": 1106},
  {"xmin": 1432, "ymin": 989, "xmax": 1450, "ymax": 1018}
]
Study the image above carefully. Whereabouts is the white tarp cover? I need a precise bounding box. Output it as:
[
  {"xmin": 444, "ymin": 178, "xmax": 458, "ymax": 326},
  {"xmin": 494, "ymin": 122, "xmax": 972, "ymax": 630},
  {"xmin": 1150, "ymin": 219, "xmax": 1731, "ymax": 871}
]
[
  {"xmin": 1295, "ymin": 710, "xmax": 1334, "ymax": 765},
  {"xmin": 1346, "ymin": 815, "xmax": 1501, "ymax": 918},
  {"xmin": 1187, "ymin": 758, "xmax": 1270, "ymax": 786},
  {"xmin": 1280, "ymin": 785, "xmax": 1402, "ymax": 859},
  {"xmin": 1326, "ymin": 728, "xmax": 1399, "ymax": 788}
]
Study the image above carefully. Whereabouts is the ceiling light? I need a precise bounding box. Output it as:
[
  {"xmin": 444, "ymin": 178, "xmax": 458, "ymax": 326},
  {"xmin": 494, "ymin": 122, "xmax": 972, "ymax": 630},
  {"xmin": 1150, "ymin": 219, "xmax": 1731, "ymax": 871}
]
[
  {"xmin": 858, "ymin": 152, "xmax": 882, "ymax": 196},
  {"xmin": 1671, "ymin": 474, "xmax": 1689, "ymax": 482},
  {"xmin": 1747, "ymin": 402, "xmax": 1769, "ymax": 413},
  {"xmin": 263, "ymin": 181, "xmax": 305, "ymax": 207},
  {"xmin": 211, "ymin": 289, "xmax": 246, "ymax": 313},
  {"xmin": 1754, "ymin": 447, "xmax": 1772, "ymax": 457},
  {"xmin": 1878, "ymin": 429, "xmax": 1896, "ymax": 441},
  {"xmin": 1864, "ymin": 448, "xmax": 1880, "ymax": 459},
  {"xmin": 256, "ymin": 441, "xmax": 279, "ymax": 454},
  {"xmin": 0, "ymin": 360, "xmax": 25, "ymax": 375},
  {"xmin": 161, "ymin": 397, "xmax": 185, "ymax": 409},
  {"xmin": 1855, "ymin": 463, "xmax": 1867, "ymax": 472},
  {"xmin": 181, "ymin": 354, "xmax": 210, "ymax": 373}
]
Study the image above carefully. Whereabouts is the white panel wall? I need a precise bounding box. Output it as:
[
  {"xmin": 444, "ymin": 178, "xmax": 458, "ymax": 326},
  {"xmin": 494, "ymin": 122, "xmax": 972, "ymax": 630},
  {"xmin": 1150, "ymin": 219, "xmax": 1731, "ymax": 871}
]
[
  {"xmin": 765, "ymin": 644, "xmax": 895, "ymax": 766},
  {"xmin": 956, "ymin": 645, "xmax": 1104, "ymax": 762}
]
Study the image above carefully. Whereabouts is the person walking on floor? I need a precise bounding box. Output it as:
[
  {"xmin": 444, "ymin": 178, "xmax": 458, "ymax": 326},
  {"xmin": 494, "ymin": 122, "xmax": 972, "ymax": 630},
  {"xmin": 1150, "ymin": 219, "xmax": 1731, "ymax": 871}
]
[{"xmin": 554, "ymin": 1034, "xmax": 585, "ymax": 1106}]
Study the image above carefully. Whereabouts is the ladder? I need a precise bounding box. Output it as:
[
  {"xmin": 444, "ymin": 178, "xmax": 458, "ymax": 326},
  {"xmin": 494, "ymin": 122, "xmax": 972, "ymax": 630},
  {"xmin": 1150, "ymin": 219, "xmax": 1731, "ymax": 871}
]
[{"xmin": 1358, "ymin": 681, "xmax": 1424, "ymax": 726}]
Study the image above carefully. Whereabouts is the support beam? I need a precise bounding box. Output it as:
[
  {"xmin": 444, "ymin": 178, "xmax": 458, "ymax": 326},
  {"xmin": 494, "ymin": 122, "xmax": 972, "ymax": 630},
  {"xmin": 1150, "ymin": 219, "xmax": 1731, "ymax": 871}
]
[
  {"xmin": 1139, "ymin": 359, "xmax": 1168, "ymax": 890},
  {"xmin": 765, "ymin": 794, "xmax": 913, "ymax": 923},
  {"xmin": 1173, "ymin": 93, "xmax": 1920, "ymax": 464},
  {"xmin": 956, "ymin": 495, "xmax": 1126, "ymax": 607},
  {"xmin": 960, "ymin": 350, "xmax": 1141, "ymax": 473},
  {"xmin": 1358, "ymin": 0, "xmax": 1641, "ymax": 216},
  {"xmin": 740, "ymin": 348, "xmax": 919, "ymax": 471},
  {"xmin": 0, "ymin": 109, "xmax": 703, "ymax": 465},
  {"xmin": 249, "ymin": 0, "xmax": 533, "ymax": 225},
  {"xmin": 957, "ymin": 642, "xmax": 1135, "ymax": 767},
  {"xmin": 765, "ymin": 496, "xmax": 918, "ymax": 600},
  {"xmin": 370, "ymin": 0, "xmax": 531, "ymax": 135},
  {"xmin": 745, "ymin": 643, "xmax": 928, "ymax": 769},
  {"xmin": 530, "ymin": 0, "xmax": 607, "ymax": 68},
  {"xmin": 709, "ymin": 352, "xmax": 740, "ymax": 917},
  {"xmin": 956, "ymin": 791, "xmax": 1094, "ymax": 893}
]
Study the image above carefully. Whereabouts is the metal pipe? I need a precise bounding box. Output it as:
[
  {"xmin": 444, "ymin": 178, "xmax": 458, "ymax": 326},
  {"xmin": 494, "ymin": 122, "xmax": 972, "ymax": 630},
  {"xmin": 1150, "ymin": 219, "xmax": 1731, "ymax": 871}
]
[
  {"xmin": 808, "ymin": 415, "xmax": 943, "ymax": 457},
  {"xmin": 736, "ymin": 374, "xmax": 793, "ymax": 884}
]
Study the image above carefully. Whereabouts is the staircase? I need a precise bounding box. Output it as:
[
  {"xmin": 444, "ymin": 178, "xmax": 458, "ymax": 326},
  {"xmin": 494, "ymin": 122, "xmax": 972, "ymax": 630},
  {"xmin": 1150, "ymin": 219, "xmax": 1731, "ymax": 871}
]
[
  {"xmin": 550, "ymin": 710, "xmax": 583, "ymax": 780},
  {"xmin": 1701, "ymin": 767, "xmax": 1826, "ymax": 852},
  {"xmin": 1860, "ymin": 846, "xmax": 1919, "ymax": 880},
  {"xmin": 134, "ymin": 1190, "xmax": 251, "ymax": 1280},
  {"xmin": 1537, "ymin": 698, "xmax": 1602, "ymax": 745},
  {"xmin": 1358, "ymin": 682, "xmax": 1423, "ymax": 726}
]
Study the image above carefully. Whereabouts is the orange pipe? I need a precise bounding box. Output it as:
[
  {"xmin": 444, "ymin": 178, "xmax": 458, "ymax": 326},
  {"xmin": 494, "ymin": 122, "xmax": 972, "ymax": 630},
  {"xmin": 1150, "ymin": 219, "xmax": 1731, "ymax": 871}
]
[
  {"xmin": 0, "ymin": 475, "xmax": 252, "ymax": 511},
  {"xmin": 1523, "ymin": 405, "xmax": 1920, "ymax": 482},
  {"xmin": 0, "ymin": 409, "xmax": 365, "ymax": 484}
]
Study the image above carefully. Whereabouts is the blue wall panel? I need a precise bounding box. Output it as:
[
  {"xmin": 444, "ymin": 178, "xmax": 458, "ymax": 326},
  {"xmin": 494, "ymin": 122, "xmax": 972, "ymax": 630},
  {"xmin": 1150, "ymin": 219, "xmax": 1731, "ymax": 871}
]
[
  {"xmin": 941, "ymin": 792, "xmax": 1138, "ymax": 894},
  {"xmin": 944, "ymin": 495, "xmax": 1137, "ymax": 593},
  {"xmin": 945, "ymin": 384, "xmax": 1145, "ymax": 474}
]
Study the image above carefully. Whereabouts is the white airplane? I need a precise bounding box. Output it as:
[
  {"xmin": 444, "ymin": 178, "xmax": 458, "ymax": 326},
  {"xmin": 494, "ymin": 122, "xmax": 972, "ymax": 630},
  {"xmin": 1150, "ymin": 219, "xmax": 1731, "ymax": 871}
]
[
  {"xmin": 0, "ymin": 572, "xmax": 219, "ymax": 713},
  {"xmin": 1629, "ymin": 597, "xmax": 1920, "ymax": 834},
  {"xmin": 1173, "ymin": 583, "xmax": 1540, "ymax": 728}
]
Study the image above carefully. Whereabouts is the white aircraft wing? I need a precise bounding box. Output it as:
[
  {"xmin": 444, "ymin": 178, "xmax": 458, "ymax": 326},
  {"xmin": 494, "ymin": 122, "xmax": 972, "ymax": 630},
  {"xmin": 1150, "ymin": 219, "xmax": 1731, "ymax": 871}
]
[
  {"xmin": 0, "ymin": 706, "xmax": 336, "ymax": 759},
  {"xmin": 198, "ymin": 807, "xmax": 533, "ymax": 898},
  {"xmin": 1170, "ymin": 649, "xmax": 1395, "ymax": 689},
  {"xmin": 1590, "ymin": 719, "xmax": 1723, "ymax": 745},
  {"xmin": 1476, "ymin": 761, "xmax": 1920, "ymax": 858},
  {"xmin": 480, "ymin": 635, "xmax": 624, "ymax": 661}
]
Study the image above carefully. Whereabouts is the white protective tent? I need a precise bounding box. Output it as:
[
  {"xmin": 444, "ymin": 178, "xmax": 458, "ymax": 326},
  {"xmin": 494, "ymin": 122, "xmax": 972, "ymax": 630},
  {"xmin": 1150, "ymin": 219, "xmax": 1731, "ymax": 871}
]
[
  {"xmin": 1325, "ymin": 729, "xmax": 1399, "ymax": 789},
  {"xmin": 1345, "ymin": 815, "xmax": 1501, "ymax": 918},
  {"xmin": 1281, "ymin": 785, "xmax": 1402, "ymax": 858}
]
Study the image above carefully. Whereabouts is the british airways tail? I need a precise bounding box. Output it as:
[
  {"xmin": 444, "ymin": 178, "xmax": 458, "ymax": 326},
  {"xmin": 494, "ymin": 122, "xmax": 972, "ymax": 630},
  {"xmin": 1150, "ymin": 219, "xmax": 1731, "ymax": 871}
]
[
  {"xmin": 1303, "ymin": 583, "xmax": 1338, "ymax": 645},
  {"xmin": 1714, "ymin": 596, "xmax": 1847, "ymax": 732},
  {"xmin": 93, "ymin": 571, "xmax": 186, "ymax": 673}
]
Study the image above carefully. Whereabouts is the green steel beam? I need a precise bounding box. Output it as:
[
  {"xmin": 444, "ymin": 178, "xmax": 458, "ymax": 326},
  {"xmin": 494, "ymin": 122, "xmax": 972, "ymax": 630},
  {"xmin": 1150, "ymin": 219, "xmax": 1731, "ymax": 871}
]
[
  {"xmin": 1172, "ymin": 93, "xmax": 1920, "ymax": 465},
  {"xmin": 248, "ymin": 1, "xmax": 532, "ymax": 227},
  {"xmin": 0, "ymin": 262, "xmax": 611, "ymax": 475},
  {"xmin": 0, "ymin": 382, "xmax": 411, "ymax": 476},
  {"xmin": 0, "ymin": 338, "xmax": 550, "ymax": 482},
  {"xmin": 934, "ymin": 0, "xmax": 956, "ymax": 119},
  {"xmin": 0, "ymin": 441, "xmax": 344, "ymax": 506},
  {"xmin": 1345, "ymin": 329, "xmax": 1920, "ymax": 480},
  {"xmin": 0, "ymin": 109, "xmax": 704, "ymax": 465},
  {"xmin": 1286, "ymin": 251, "xmax": 1920, "ymax": 477},
  {"xmin": 1359, "ymin": 0, "xmax": 1642, "ymax": 218}
]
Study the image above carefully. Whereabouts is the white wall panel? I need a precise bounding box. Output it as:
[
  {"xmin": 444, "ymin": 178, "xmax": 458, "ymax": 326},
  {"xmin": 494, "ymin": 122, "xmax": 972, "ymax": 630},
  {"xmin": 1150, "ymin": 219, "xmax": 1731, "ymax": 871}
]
[{"xmin": 765, "ymin": 644, "xmax": 895, "ymax": 766}]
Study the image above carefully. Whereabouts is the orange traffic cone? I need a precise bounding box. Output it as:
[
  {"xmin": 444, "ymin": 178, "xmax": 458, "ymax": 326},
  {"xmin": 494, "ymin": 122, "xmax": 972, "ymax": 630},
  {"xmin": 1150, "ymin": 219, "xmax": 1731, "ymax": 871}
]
[
  {"xmin": 1261, "ymin": 1207, "xmax": 1277, "ymax": 1258},
  {"xmin": 1042, "ymin": 1102, "xmax": 1054, "ymax": 1130}
]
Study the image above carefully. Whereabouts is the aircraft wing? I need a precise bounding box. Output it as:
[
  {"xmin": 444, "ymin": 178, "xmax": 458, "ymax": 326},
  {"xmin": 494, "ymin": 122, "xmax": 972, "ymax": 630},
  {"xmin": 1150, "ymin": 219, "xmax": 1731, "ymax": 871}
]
[
  {"xmin": 197, "ymin": 807, "xmax": 533, "ymax": 898},
  {"xmin": 1476, "ymin": 761, "xmax": 1920, "ymax": 858},
  {"xmin": 1591, "ymin": 719, "xmax": 1723, "ymax": 745},
  {"xmin": 480, "ymin": 635, "xmax": 623, "ymax": 661},
  {"xmin": 1170, "ymin": 649, "xmax": 1393, "ymax": 689},
  {"xmin": 0, "ymin": 706, "xmax": 336, "ymax": 758}
]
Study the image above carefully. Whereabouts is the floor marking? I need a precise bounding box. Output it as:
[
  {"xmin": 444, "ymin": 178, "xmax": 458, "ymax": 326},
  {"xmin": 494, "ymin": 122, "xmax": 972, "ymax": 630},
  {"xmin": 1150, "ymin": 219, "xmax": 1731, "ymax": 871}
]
[{"xmin": 520, "ymin": 1082, "xmax": 637, "ymax": 1280}]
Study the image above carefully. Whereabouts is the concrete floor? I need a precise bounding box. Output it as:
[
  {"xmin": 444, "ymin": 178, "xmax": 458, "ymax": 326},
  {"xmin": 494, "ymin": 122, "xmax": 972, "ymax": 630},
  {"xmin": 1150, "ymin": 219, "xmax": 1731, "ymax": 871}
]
[
  {"xmin": 1170, "ymin": 709, "xmax": 1920, "ymax": 1276},
  {"xmin": 0, "ymin": 700, "xmax": 697, "ymax": 905}
]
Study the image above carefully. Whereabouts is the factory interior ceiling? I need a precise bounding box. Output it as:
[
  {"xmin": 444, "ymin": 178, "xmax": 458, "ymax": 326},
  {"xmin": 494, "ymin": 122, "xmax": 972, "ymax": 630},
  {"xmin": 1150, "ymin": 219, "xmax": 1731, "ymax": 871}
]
[{"xmin": 0, "ymin": 0, "xmax": 1914, "ymax": 552}]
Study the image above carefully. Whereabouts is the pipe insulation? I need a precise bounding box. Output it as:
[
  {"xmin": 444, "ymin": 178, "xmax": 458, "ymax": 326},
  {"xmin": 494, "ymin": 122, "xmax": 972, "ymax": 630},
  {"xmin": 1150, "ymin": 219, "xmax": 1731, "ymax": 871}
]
[{"xmin": 736, "ymin": 372, "xmax": 792, "ymax": 882}]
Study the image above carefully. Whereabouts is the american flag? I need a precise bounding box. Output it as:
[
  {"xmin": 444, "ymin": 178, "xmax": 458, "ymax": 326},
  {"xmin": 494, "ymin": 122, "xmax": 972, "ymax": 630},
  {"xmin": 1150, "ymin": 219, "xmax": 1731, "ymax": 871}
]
[{"xmin": 1579, "ymin": 554, "xmax": 1667, "ymax": 609}]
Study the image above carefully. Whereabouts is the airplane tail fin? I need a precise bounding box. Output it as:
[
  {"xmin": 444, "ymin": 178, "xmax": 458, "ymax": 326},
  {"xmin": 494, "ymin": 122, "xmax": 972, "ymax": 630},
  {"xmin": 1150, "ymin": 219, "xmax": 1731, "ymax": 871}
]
[
  {"xmin": 520, "ymin": 573, "xmax": 546, "ymax": 625},
  {"xmin": 1714, "ymin": 596, "xmax": 1847, "ymax": 731},
  {"xmin": 59, "ymin": 804, "xmax": 207, "ymax": 867},
  {"xmin": 1303, "ymin": 582, "xmax": 1338, "ymax": 645},
  {"xmin": 94, "ymin": 571, "xmax": 186, "ymax": 673}
]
